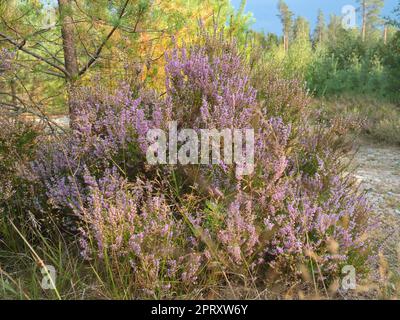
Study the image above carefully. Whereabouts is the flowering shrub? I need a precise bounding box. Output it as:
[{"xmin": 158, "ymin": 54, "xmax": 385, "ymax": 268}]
[
  {"xmin": 217, "ymin": 191, "xmax": 259, "ymax": 265},
  {"xmin": 32, "ymin": 84, "xmax": 171, "ymax": 212},
  {"xmin": 31, "ymin": 33, "xmax": 372, "ymax": 297},
  {"xmin": 78, "ymin": 169, "xmax": 204, "ymax": 298},
  {"xmin": 165, "ymin": 42, "xmax": 256, "ymax": 130},
  {"xmin": 0, "ymin": 116, "xmax": 42, "ymax": 238},
  {"xmin": 258, "ymin": 73, "xmax": 311, "ymax": 124},
  {"xmin": 0, "ymin": 48, "xmax": 14, "ymax": 74}
]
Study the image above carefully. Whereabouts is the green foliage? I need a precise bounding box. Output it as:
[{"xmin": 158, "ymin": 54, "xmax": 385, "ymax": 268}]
[
  {"xmin": 382, "ymin": 31, "xmax": 400, "ymax": 98},
  {"xmin": 305, "ymin": 29, "xmax": 399, "ymax": 101},
  {"xmin": 313, "ymin": 9, "xmax": 326, "ymax": 45},
  {"xmin": 388, "ymin": 0, "xmax": 400, "ymax": 27},
  {"xmin": 277, "ymin": 0, "xmax": 293, "ymax": 35},
  {"xmin": 243, "ymin": 0, "xmax": 398, "ymax": 102},
  {"xmin": 357, "ymin": 0, "xmax": 385, "ymax": 32},
  {"xmin": 0, "ymin": 117, "xmax": 42, "ymax": 244}
]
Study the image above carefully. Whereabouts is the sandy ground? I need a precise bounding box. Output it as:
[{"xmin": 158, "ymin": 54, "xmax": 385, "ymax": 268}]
[
  {"xmin": 351, "ymin": 139, "xmax": 400, "ymax": 288},
  {"xmin": 353, "ymin": 139, "xmax": 400, "ymax": 217}
]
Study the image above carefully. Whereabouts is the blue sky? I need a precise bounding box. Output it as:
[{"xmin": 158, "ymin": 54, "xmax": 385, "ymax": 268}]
[{"xmin": 231, "ymin": 0, "xmax": 398, "ymax": 35}]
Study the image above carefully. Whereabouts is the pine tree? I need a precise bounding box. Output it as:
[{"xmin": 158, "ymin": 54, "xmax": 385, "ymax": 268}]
[
  {"xmin": 293, "ymin": 16, "xmax": 310, "ymax": 42},
  {"xmin": 327, "ymin": 14, "xmax": 343, "ymax": 45},
  {"xmin": 228, "ymin": 0, "xmax": 254, "ymax": 42},
  {"xmin": 357, "ymin": 0, "xmax": 384, "ymax": 41},
  {"xmin": 277, "ymin": 0, "xmax": 293, "ymax": 52},
  {"xmin": 313, "ymin": 9, "xmax": 326, "ymax": 44},
  {"xmin": 387, "ymin": 0, "xmax": 400, "ymax": 28}
]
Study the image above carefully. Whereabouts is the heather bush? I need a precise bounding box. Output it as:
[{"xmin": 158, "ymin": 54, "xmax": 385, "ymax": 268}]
[
  {"xmin": 0, "ymin": 48, "xmax": 14, "ymax": 74},
  {"xmin": 30, "ymin": 32, "xmax": 372, "ymax": 297},
  {"xmin": 0, "ymin": 116, "xmax": 39, "ymax": 215},
  {"xmin": 32, "ymin": 84, "xmax": 172, "ymax": 212},
  {"xmin": 0, "ymin": 115, "xmax": 51, "ymax": 255},
  {"xmin": 78, "ymin": 169, "xmax": 204, "ymax": 298},
  {"xmin": 165, "ymin": 38, "xmax": 256, "ymax": 131},
  {"xmin": 253, "ymin": 68, "xmax": 311, "ymax": 125}
]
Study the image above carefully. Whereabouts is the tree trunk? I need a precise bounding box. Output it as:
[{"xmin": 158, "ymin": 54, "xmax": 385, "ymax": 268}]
[
  {"xmin": 58, "ymin": 0, "xmax": 79, "ymax": 124},
  {"xmin": 10, "ymin": 79, "xmax": 17, "ymax": 105},
  {"xmin": 383, "ymin": 25, "xmax": 388, "ymax": 45},
  {"xmin": 361, "ymin": 0, "xmax": 367, "ymax": 41},
  {"xmin": 283, "ymin": 32, "xmax": 289, "ymax": 53}
]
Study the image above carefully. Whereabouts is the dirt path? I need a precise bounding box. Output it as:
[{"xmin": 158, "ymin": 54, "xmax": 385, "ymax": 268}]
[
  {"xmin": 352, "ymin": 139, "xmax": 400, "ymax": 217},
  {"xmin": 351, "ymin": 139, "xmax": 400, "ymax": 278}
]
